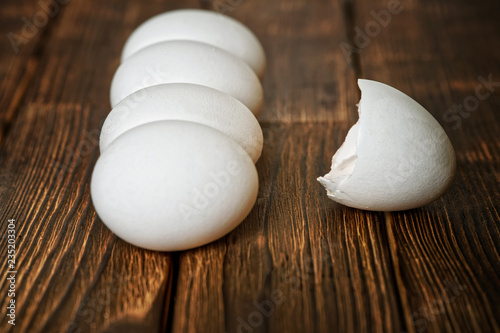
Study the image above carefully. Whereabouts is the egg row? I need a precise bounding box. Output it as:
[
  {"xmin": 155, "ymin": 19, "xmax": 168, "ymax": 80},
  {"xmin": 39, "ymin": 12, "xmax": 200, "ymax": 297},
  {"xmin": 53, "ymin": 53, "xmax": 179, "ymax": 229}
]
[{"xmin": 91, "ymin": 9, "xmax": 266, "ymax": 251}]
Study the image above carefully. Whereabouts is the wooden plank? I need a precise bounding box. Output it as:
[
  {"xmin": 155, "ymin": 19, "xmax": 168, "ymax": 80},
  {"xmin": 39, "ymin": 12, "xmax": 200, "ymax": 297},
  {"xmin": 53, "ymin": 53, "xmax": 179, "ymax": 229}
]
[
  {"xmin": 0, "ymin": 0, "xmax": 208, "ymax": 331},
  {"xmin": 169, "ymin": 1, "xmax": 404, "ymax": 331},
  {"xmin": 167, "ymin": 0, "xmax": 394, "ymax": 330},
  {"xmin": 171, "ymin": 122, "xmax": 405, "ymax": 333},
  {"xmin": 352, "ymin": 0, "xmax": 500, "ymax": 331},
  {"xmin": 223, "ymin": 0, "xmax": 358, "ymax": 123},
  {"xmin": 0, "ymin": 0, "xmax": 56, "ymax": 146}
]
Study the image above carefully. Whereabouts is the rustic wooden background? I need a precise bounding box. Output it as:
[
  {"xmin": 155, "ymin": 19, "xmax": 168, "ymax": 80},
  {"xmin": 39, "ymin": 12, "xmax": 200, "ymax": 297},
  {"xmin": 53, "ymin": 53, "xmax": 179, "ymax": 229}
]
[{"xmin": 1, "ymin": 0, "xmax": 499, "ymax": 332}]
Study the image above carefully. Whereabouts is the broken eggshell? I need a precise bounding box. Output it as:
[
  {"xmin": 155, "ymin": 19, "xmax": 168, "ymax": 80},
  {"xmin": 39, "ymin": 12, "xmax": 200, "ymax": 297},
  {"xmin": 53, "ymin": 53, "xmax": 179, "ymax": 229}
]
[{"xmin": 318, "ymin": 79, "xmax": 456, "ymax": 211}]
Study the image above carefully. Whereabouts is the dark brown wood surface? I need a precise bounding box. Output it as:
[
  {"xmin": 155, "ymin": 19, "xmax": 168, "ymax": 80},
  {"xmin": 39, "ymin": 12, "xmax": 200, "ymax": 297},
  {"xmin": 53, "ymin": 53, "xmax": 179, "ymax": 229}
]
[{"xmin": 0, "ymin": 0, "xmax": 498, "ymax": 332}]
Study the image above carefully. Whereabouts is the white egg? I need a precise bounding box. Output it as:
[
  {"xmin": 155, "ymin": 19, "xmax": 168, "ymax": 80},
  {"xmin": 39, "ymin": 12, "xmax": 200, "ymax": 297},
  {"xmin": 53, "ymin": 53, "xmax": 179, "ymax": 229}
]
[
  {"xmin": 121, "ymin": 9, "xmax": 266, "ymax": 79},
  {"xmin": 101, "ymin": 83, "xmax": 263, "ymax": 163},
  {"xmin": 318, "ymin": 79, "xmax": 456, "ymax": 211},
  {"xmin": 110, "ymin": 40, "xmax": 263, "ymax": 116},
  {"xmin": 91, "ymin": 120, "xmax": 258, "ymax": 251}
]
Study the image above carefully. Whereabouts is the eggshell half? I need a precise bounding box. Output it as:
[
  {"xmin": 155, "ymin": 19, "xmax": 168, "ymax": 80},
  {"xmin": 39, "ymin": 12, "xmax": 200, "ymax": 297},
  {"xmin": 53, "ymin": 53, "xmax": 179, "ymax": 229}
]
[
  {"xmin": 318, "ymin": 79, "xmax": 456, "ymax": 211},
  {"xmin": 121, "ymin": 9, "xmax": 266, "ymax": 79},
  {"xmin": 91, "ymin": 120, "xmax": 258, "ymax": 251},
  {"xmin": 110, "ymin": 40, "xmax": 263, "ymax": 116},
  {"xmin": 100, "ymin": 83, "xmax": 263, "ymax": 163}
]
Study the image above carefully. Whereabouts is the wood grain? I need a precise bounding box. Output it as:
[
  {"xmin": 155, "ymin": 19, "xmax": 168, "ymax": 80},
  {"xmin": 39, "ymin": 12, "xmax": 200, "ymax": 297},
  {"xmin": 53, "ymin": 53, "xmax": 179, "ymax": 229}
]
[
  {"xmin": 226, "ymin": 0, "xmax": 359, "ymax": 123},
  {"xmin": 354, "ymin": 0, "xmax": 500, "ymax": 332},
  {"xmin": 0, "ymin": 0, "xmax": 498, "ymax": 332},
  {"xmin": 0, "ymin": 0, "xmax": 53, "ymax": 147}
]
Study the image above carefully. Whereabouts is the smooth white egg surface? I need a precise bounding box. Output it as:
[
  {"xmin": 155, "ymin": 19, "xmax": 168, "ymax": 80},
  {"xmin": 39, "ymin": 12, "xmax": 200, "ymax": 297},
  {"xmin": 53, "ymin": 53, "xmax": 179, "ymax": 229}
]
[
  {"xmin": 91, "ymin": 121, "xmax": 258, "ymax": 251},
  {"xmin": 318, "ymin": 79, "xmax": 456, "ymax": 211},
  {"xmin": 121, "ymin": 9, "xmax": 266, "ymax": 79},
  {"xmin": 100, "ymin": 83, "xmax": 263, "ymax": 163},
  {"xmin": 110, "ymin": 40, "xmax": 263, "ymax": 116}
]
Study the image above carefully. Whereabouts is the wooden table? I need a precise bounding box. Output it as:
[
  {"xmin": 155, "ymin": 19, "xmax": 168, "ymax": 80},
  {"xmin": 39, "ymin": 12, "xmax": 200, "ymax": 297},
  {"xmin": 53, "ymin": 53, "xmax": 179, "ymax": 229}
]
[{"xmin": 1, "ymin": 0, "xmax": 499, "ymax": 332}]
